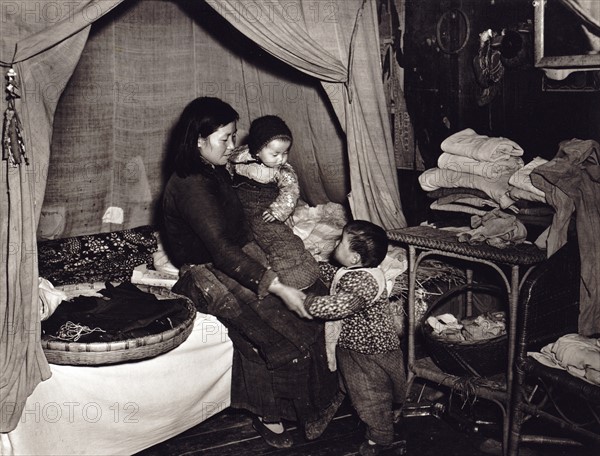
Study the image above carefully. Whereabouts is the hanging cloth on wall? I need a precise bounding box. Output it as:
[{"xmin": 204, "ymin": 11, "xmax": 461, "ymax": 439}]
[
  {"xmin": 2, "ymin": 68, "xmax": 28, "ymax": 167},
  {"xmin": 472, "ymin": 30, "xmax": 505, "ymax": 106}
]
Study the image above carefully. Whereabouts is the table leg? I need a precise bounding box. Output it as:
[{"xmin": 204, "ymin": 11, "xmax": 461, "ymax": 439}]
[
  {"xmin": 407, "ymin": 245, "xmax": 417, "ymax": 383},
  {"xmin": 504, "ymin": 265, "xmax": 520, "ymax": 456}
]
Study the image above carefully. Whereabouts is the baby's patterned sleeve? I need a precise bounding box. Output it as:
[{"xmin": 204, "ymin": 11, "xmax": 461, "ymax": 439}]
[
  {"xmin": 269, "ymin": 164, "xmax": 299, "ymax": 221},
  {"xmin": 304, "ymin": 271, "xmax": 379, "ymax": 319}
]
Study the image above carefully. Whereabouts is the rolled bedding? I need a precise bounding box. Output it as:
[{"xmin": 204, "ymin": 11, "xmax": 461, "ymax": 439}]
[
  {"xmin": 437, "ymin": 152, "xmax": 523, "ymax": 178},
  {"xmin": 441, "ymin": 128, "xmax": 524, "ymax": 162},
  {"xmin": 419, "ymin": 167, "xmax": 515, "ymax": 209}
]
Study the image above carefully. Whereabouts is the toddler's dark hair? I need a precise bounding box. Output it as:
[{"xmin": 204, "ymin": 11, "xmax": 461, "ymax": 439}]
[
  {"xmin": 248, "ymin": 115, "xmax": 292, "ymax": 157},
  {"xmin": 344, "ymin": 220, "xmax": 388, "ymax": 268}
]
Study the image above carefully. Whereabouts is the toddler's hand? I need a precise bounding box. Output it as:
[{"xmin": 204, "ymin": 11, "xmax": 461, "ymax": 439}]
[
  {"xmin": 262, "ymin": 210, "xmax": 277, "ymax": 222},
  {"xmin": 269, "ymin": 278, "xmax": 311, "ymax": 319}
]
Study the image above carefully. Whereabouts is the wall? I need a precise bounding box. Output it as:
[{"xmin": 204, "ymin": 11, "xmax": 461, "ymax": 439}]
[
  {"xmin": 404, "ymin": 0, "xmax": 600, "ymax": 165},
  {"xmin": 40, "ymin": 0, "xmax": 347, "ymax": 239},
  {"xmin": 401, "ymin": 0, "xmax": 600, "ymax": 224}
]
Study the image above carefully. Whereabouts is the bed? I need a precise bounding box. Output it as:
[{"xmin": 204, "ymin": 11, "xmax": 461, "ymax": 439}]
[
  {"xmin": 1, "ymin": 225, "xmax": 235, "ymax": 456},
  {"xmin": 0, "ymin": 313, "xmax": 233, "ymax": 456},
  {"xmin": 1, "ymin": 203, "xmax": 465, "ymax": 456}
]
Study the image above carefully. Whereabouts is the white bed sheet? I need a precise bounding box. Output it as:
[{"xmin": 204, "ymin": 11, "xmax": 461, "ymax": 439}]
[{"xmin": 1, "ymin": 313, "xmax": 233, "ymax": 456}]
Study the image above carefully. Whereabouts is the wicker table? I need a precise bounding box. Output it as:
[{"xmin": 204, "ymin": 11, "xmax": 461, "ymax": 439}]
[{"xmin": 387, "ymin": 226, "xmax": 546, "ymax": 456}]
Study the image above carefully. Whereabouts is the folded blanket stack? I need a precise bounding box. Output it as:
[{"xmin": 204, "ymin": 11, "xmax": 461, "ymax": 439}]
[
  {"xmin": 418, "ymin": 129, "xmax": 552, "ymax": 248},
  {"xmin": 419, "ymin": 128, "xmax": 525, "ymax": 210}
]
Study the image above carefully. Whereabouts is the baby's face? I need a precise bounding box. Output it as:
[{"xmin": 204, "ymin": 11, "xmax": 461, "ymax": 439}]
[{"xmin": 257, "ymin": 138, "xmax": 290, "ymax": 168}]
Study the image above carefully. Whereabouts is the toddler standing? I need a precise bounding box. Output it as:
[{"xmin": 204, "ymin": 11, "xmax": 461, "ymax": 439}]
[{"xmin": 304, "ymin": 220, "xmax": 406, "ymax": 456}]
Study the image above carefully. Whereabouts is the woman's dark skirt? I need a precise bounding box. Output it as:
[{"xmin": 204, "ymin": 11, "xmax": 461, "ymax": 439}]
[{"xmin": 173, "ymin": 262, "xmax": 339, "ymax": 424}]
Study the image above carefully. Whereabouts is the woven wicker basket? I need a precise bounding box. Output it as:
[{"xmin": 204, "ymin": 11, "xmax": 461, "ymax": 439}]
[
  {"xmin": 41, "ymin": 283, "xmax": 196, "ymax": 366},
  {"xmin": 421, "ymin": 284, "xmax": 507, "ymax": 377}
]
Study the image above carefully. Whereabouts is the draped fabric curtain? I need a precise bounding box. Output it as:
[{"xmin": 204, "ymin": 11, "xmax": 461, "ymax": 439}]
[
  {"xmin": 1, "ymin": 0, "xmax": 407, "ymax": 432},
  {"xmin": 559, "ymin": 0, "xmax": 600, "ymax": 51},
  {"xmin": 0, "ymin": 0, "xmax": 124, "ymax": 433},
  {"xmin": 210, "ymin": 0, "xmax": 407, "ymax": 229},
  {"xmin": 42, "ymin": 0, "xmax": 347, "ymax": 238}
]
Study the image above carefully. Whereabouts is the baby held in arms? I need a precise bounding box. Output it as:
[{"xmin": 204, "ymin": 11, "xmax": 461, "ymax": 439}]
[{"xmin": 229, "ymin": 115, "xmax": 320, "ymax": 291}]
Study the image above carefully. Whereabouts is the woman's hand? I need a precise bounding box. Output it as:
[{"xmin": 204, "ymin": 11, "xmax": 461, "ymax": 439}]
[{"xmin": 268, "ymin": 277, "xmax": 312, "ymax": 319}]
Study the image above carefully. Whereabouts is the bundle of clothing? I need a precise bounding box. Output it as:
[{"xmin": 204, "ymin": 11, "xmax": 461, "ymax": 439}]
[
  {"xmin": 426, "ymin": 311, "xmax": 506, "ymax": 342},
  {"xmin": 529, "ymin": 139, "xmax": 600, "ymax": 336},
  {"xmin": 418, "ymin": 128, "xmax": 555, "ymax": 248},
  {"xmin": 529, "ymin": 334, "xmax": 600, "ymax": 386},
  {"xmin": 41, "ymin": 282, "xmax": 191, "ymax": 343},
  {"xmin": 421, "ymin": 133, "xmax": 600, "ymax": 335}
]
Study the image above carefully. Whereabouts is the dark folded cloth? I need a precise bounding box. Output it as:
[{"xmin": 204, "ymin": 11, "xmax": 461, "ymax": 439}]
[
  {"xmin": 42, "ymin": 282, "xmax": 190, "ymax": 343},
  {"xmin": 426, "ymin": 187, "xmax": 490, "ymax": 201}
]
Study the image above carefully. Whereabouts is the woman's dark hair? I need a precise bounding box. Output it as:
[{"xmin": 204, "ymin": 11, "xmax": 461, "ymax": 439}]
[
  {"xmin": 344, "ymin": 220, "xmax": 388, "ymax": 268},
  {"xmin": 171, "ymin": 97, "xmax": 239, "ymax": 177}
]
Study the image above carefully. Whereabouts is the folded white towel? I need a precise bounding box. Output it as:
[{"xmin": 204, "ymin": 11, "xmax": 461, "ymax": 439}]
[
  {"xmin": 438, "ymin": 152, "xmax": 523, "ymax": 178},
  {"xmin": 39, "ymin": 277, "xmax": 67, "ymax": 321},
  {"xmin": 441, "ymin": 128, "xmax": 524, "ymax": 162},
  {"xmin": 430, "ymin": 200, "xmax": 488, "ymax": 216}
]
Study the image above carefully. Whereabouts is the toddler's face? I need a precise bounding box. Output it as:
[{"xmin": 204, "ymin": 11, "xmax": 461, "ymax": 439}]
[
  {"xmin": 333, "ymin": 232, "xmax": 359, "ymax": 268},
  {"xmin": 257, "ymin": 138, "xmax": 290, "ymax": 168}
]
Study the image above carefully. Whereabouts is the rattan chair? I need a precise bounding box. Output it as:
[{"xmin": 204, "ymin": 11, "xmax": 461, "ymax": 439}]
[{"xmin": 508, "ymin": 240, "xmax": 600, "ymax": 454}]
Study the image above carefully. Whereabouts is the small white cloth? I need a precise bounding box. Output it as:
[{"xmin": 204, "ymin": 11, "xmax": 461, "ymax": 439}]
[
  {"xmin": 102, "ymin": 206, "xmax": 124, "ymax": 224},
  {"xmin": 39, "ymin": 277, "xmax": 67, "ymax": 320},
  {"xmin": 427, "ymin": 313, "xmax": 463, "ymax": 334}
]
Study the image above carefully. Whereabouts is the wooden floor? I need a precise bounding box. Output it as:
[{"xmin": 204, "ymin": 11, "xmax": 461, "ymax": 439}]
[{"xmin": 134, "ymin": 382, "xmax": 599, "ymax": 456}]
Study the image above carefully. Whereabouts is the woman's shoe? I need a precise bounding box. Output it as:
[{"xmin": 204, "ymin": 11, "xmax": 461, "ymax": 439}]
[{"xmin": 251, "ymin": 416, "xmax": 293, "ymax": 448}]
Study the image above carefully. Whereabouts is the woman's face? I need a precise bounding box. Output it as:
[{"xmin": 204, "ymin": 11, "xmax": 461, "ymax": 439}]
[
  {"xmin": 198, "ymin": 121, "xmax": 237, "ymax": 166},
  {"xmin": 257, "ymin": 138, "xmax": 290, "ymax": 168}
]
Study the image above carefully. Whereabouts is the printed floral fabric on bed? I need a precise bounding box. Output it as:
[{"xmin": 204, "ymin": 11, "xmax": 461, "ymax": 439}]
[{"xmin": 37, "ymin": 225, "xmax": 158, "ymax": 286}]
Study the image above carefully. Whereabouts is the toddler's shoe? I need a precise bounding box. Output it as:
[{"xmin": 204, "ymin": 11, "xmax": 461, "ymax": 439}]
[{"xmin": 304, "ymin": 390, "xmax": 345, "ymax": 440}]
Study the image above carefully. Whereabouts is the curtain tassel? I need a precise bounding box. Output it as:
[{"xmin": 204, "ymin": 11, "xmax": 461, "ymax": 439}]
[{"xmin": 3, "ymin": 68, "xmax": 28, "ymax": 167}]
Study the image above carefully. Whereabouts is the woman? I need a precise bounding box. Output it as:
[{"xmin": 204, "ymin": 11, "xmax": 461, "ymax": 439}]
[{"xmin": 161, "ymin": 97, "xmax": 342, "ymax": 448}]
